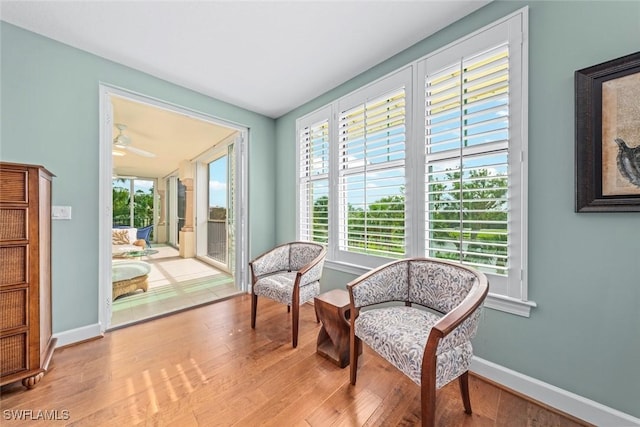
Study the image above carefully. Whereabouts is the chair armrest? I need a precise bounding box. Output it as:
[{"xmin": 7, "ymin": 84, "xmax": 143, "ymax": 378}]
[
  {"xmin": 433, "ymin": 277, "xmax": 488, "ymax": 338},
  {"xmin": 296, "ymin": 248, "xmax": 327, "ymax": 287},
  {"xmin": 423, "ymin": 276, "xmax": 488, "ymax": 361}
]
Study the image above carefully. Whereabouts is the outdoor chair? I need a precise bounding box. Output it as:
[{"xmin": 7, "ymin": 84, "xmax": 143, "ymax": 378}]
[
  {"xmin": 249, "ymin": 241, "xmax": 326, "ymax": 347},
  {"xmin": 348, "ymin": 257, "xmax": 489, "ymax": 427},
  {"xmin": 136, "ymin": 225, "xmax": 153, "ymax": 248}
]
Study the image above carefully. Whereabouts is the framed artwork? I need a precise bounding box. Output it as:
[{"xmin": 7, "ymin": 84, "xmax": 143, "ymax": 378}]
[{"xmin": 575, "ymin": 51, "xmax": 640, "ymax": 212}]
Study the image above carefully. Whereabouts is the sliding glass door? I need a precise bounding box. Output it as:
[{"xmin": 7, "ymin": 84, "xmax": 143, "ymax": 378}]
[{"xmin": 207, "ymin": 155, "xmax": 228, "ymax": 264}]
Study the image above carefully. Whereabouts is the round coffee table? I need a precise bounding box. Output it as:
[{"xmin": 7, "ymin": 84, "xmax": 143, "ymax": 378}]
[
  {"xmin": 112, "ymin": 261, "xmax": 151, "ymax": 299},
  {"xmin": 114, "ymin": 249, "xmax": 159, "ymax": 259}
]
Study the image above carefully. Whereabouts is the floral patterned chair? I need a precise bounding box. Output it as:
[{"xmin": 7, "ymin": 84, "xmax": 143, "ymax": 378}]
[
  {"xmin": 249, "ymin": 241, "xmax": 326, "ymax": 348},
  {"xmin": 348, "ymin": 257, "xmax": 488, "ymax": 427}
]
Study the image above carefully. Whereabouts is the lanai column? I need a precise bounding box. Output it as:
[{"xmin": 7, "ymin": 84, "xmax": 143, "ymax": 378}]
[
  {"xmin": 156, "ymin": 179, "xmax": 167, "ymax": 244},
  {"xmin": 179, "ymin": 160, "xmax": 195, "ymax": 258}
]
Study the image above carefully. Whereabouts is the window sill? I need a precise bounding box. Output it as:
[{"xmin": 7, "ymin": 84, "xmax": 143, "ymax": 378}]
[
  {"xmin": 484, "ymin": 293, "xmax": 536, "ymax": 318},
  {"xmin": 324, "ymin": 259, "xmax": 537, "ymax": 317}
]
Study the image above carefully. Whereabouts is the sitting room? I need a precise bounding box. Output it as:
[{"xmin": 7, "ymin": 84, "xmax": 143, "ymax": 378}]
[{"xmin": 0, "ymin": 1, "xmax": 638, "ymax": 426}]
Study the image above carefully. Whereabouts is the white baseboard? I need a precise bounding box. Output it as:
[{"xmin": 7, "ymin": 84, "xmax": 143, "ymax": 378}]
[
  {"xmin": 471, "ymin": 357, "xmax": 640, "ymax": 426},
  {"xmin": 52, "ymin": 323, "xmax": 103, "ymax": 348}
]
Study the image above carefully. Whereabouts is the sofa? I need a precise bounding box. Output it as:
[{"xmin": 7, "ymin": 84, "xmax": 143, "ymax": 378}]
[{"xmin": 112, "ymin": 227, "xmax": 146, "ymax": 257}]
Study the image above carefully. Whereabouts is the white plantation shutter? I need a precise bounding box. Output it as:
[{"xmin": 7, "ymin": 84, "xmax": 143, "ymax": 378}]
[
  {"xmin": 336, "ymin": 69, "xmax": 411, "ymax": 263},
  {"xmin": 424, "ymin": 44, "xmax": 510, "ymax": 276},
  {"xmin": 420, "ymin": 12, "xmax": 527, "ymax": 306},
  {"xmin": 298, "ymin": 108, "xmax": 330, "ymax": 243},
  {"xmin": 295, "ymin": 10, "xmax": 529, "ymax": 314}
]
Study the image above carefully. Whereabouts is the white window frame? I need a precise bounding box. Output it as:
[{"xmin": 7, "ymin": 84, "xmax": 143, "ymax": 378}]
[
  {"xmin": 296, "ymin": 106, "xmax": 332, "ymax": 245},
  {"xmin": 335, "ymin": 67, "xmax": 412, "ymax": 268},
  {"xmin": 295, "ymin": 7, "xmax": 534, "ymax": 316}
]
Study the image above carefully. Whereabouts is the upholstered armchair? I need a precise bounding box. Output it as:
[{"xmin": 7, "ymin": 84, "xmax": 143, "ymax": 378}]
[
  {"xmin": 348, "ymin": 257, "xmax": 488, "ymax": 427},
  {"xmin": 249, "ymin": 241, "xmax": 326, "ymax": 347}
]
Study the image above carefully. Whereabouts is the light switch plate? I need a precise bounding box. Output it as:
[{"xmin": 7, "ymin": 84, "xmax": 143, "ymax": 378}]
[{"xmin": 52, "ymin": 206, "xmax": 72, "ymax": 220}]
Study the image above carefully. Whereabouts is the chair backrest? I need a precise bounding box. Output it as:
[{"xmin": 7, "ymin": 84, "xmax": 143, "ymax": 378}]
[
  {"xmin": 289, "ymin": 242, "xmax": 324, "ymax": 271},
  {"xmin": 136, "ymin": 225, "xmax": 153, "ymax": 240},
  {"xmin": 250, "ymin": 241, "xmax": 325, "ymax": 277},
  {"xmin": 351, "ymin": 258, "xmax": 483, "ymax": 315},
  {"xmin": 408, "ymin": 259, "xmax": 478, "ymax": 314}
]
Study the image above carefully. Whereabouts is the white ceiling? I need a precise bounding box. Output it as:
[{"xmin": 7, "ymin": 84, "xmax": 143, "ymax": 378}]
[
  {"xmin": 0, "ymin": 0, "xmax": 490, "ymax": 119},
  {"xmin": 111, "ymin": 95, "xmax": 238, "ymax": 179}
]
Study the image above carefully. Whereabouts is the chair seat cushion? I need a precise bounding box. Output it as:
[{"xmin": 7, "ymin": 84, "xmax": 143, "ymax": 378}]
[
  {"xmin": 254, "ymin": 271, "xmax": 320, "ymax": 305},
  {"xmin": 355, "ymin": 306, "xmax": 473, "ymax": 387}
]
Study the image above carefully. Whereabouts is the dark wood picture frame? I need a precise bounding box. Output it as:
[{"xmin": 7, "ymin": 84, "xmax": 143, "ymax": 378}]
[{"xmin": 575, "ymin": 51, "xmax": 640, "ymax": 212}]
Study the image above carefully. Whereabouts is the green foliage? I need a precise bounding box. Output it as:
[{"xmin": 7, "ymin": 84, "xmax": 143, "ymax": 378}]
[
  {"xmin": 429, "ymin": 169, "xmax": 508, "ymax": 272},
  {"xmin": 209, "ymin": 207, "xmax": 227, "ymax": 221},
  {"xmin": 112, "ymin": 180, "xmax": 154, "ymax": 228},
  {"xmin": 346, "ymin": 194, "xmax": 405, "ymax": 257},
  {"xmin": 309, "ymin": 169, "xmax": 508, "ymax": 272},
  {"xmin": 311, "ymin": 196, "xmax": 329, "ymax": 243},
  {"xmin": 112, "ymin": 186, "xmax": 131, "ymax": 226}
]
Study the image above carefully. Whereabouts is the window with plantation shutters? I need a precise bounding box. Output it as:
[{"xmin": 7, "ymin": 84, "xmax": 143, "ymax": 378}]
[
  {"xmin": 424, "ymin": 44, "xmax": 510, "ymax": 276},
  {"xmin": 296, "ymin": 9, "xmax": 531, "ymax": 315},
  {"xmin": 338, "ymin": 88, "xmax": 406, "ymax": 258},
  {"xmin": 298, "ymin": 108, "xmax": 330, "ymax": 243},
  {"xmin": 419, "ymin": 13, "xmax": 527, "ymax": 308},
  {"xmin": 336, "ymin": 69, "xmax": 411, "ymax": 265}
]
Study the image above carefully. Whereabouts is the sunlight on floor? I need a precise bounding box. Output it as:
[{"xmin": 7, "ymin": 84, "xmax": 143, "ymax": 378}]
[{"xmin": 111, "ymin": 245, "xmax": 243, "ymax": 328}]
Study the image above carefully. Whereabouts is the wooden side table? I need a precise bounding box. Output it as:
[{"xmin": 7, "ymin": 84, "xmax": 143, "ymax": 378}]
[{"xmin": 314, "ymin": 289, "xmax": 361, "ymax": 368}]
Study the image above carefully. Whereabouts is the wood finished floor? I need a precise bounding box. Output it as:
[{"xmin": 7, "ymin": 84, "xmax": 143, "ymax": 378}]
[{"xmin": 0, "ymin": 294, "xmax": 590, "ymax": 426}]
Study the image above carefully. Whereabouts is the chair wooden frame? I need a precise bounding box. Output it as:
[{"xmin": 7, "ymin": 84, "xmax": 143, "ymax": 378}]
[
  {"xmin": 249, "ymin": 241, "xmax": 327, "ymax": 348},
  {"xmin": 348, "ymin": 257, "xmax": 489, "ymax": 427}
]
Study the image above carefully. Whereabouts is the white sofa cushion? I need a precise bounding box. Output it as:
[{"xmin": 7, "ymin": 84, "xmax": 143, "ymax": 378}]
[
  {"xmin": 112, "ymin": 228, "xmax": 137, "ymax": 245},
  {"xmin": 112, "ymin": 228, "xmax": 141, "ymax": 256}
]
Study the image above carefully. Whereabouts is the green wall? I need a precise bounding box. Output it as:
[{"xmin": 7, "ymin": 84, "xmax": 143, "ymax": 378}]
[
  {"xmin": 1, "ymin": 23, "xmax": 276, "ymax": 333},
  {"xmin": 275, "ymin": 1, "xmax": 640, "ymax": 417}
]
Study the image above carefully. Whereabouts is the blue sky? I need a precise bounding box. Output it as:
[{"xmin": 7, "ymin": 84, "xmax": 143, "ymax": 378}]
[{"xmin": 209, "ymin": 156, "xmax": 227, "ymax": 208}]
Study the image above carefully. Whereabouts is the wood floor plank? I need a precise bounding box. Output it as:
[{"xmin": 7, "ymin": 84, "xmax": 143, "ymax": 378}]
[{"xmin": 0, "ymin": 294, "xmax": 591, "ymax": 426}]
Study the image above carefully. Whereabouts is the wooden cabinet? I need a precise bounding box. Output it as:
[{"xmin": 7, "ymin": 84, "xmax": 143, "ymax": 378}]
[{"xmin": 0, "ymin": 162, "xmax": 56, "ymax": 388}]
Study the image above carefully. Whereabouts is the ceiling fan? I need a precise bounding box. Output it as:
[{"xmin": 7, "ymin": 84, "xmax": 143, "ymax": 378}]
[{"xmin": 113, "ymin": 123, "xmax": 156, "ymax": 158}]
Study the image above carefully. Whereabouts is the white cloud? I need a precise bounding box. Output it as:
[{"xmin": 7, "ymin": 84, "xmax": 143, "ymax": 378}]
[{"xmin": 210, "ymin": 181, "xmax": 226, "ymax": 191}]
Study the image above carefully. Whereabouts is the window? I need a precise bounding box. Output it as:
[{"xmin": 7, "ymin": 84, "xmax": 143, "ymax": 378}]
[
  {"xmin": 336, "ymin": 69, "xmax": 411, "ymax": 266},
  {"xmin": 296, "ymin": 9, "xmax": 532, "ymax": 316},
  {"xmin": 298, "ymin": 107, "xmax": 331, "ymax": 244},
  {"xmin": 112, "ymin": 177, "xmax": 155, "ymax": 231}
]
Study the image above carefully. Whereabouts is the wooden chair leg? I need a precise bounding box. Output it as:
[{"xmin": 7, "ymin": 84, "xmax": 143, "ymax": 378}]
[
  {"xmin": 421, "ymin": 375, "xmax": 436, "ymax": 427},
  {"xmin": 459, "ymin": 371, "xmax": 472, "ymax": 414},
  {"xmin": 292, "ymin": 303, "xmax": 299, "ymax": 348},
  {"xmin": 251, "ymin": 293, "xmax": 257, "ymax": 329},
  {"xmin": 287, "ymin": 305, "xmax": 291, "ymax": 313},
  {"xmin": 350, "ymin": 335, "xmax": 360, "ymax": 385}
]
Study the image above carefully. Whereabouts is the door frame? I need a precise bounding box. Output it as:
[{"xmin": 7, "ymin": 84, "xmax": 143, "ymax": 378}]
[
  {"xmin": 98, "ymin": 83, "xmax": 249, "ymax": 332},
  {"xmin": 194, "ymin": 134, "xmax": 237, "ymax": 272}
]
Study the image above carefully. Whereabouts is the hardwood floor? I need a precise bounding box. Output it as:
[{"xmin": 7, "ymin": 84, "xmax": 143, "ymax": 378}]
[{"xmin": 0, "ymin": 295, "xmax": 590, "ymax": 426}]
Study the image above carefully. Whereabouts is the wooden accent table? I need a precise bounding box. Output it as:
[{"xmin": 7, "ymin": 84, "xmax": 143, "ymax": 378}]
[{"xmin": 314, "ymin": 289, "xmax": 361, "ymax": 368}]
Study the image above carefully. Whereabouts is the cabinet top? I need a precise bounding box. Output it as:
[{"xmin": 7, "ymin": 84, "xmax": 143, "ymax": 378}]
[{"xmin": 0, "ymin": 161, "xmax": 56, "ymax": 178}]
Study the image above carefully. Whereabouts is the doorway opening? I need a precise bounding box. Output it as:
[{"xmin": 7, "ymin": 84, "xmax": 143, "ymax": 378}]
[{"xmin": 99, "ymin": 84, "xmax": 249, "ymax": 331}]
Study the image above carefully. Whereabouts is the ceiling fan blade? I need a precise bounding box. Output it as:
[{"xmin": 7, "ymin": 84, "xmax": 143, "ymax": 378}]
[{"xmin": 124, "ymin": 145, "xmax": 156, "ymax": 158}]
